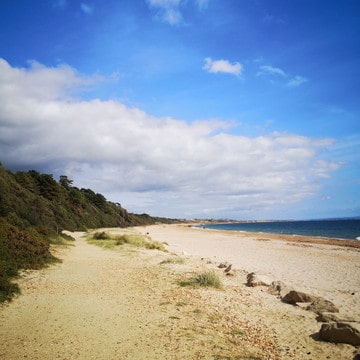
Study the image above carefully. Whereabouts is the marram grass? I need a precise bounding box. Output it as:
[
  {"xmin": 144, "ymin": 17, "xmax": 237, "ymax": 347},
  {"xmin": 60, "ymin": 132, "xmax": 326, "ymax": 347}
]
[
  {"xmin": 88, "ymin": 231, "xmax": 166, "ymax": 251},
  {"xmin": 179, "ymin": 270, "xmax": 223, "ymax": 289}
]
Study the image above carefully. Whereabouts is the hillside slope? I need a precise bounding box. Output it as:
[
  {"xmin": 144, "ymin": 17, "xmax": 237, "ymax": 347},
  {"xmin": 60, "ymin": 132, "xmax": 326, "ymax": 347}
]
[{"xmin": 0, "ymin": 162, "xmax": 177, "ymax": 301}]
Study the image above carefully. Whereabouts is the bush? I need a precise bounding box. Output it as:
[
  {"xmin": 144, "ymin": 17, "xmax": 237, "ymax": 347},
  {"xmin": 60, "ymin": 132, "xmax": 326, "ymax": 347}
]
[
  {"xmin": 0, "ymin": 218, "xmax": 59, "ymax": 302},
  {"xmin": 92, "ymin": 231, "xmax": 110, "ymax": 240}
]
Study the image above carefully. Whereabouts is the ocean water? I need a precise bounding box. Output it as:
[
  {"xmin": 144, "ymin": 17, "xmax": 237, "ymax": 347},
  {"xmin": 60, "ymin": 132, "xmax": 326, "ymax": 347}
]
[{"xmin": 198, "ymin": 219, "xmax": 360, "ymax": 240}]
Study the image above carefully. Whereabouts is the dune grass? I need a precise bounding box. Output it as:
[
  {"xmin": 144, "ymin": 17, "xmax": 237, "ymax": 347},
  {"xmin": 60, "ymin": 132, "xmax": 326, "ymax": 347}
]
[
  {"xmin": 160, "ymin": 257, "xmax": 185, "ymax": 265},
  {"xmin": 88, "ymin": 231, "xmax": 167, "ymax": 252},
  {"xmin": 179, "ymin": 270, "xmax": 223, "ymax": 289}
]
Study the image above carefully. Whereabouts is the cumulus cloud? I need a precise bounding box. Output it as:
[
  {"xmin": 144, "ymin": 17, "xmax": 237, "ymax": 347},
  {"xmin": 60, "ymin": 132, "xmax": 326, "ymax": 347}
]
[
  {"xmin": 146, "ymin": 0, "xmax": 210, "ymax": 25},
  {"xmin": 0, "ymin": 58, "xmax": 338, "ymax": 218},
  {"xmin": 203, "ymin": 57, "xmax": 243, "ymax": 76}
]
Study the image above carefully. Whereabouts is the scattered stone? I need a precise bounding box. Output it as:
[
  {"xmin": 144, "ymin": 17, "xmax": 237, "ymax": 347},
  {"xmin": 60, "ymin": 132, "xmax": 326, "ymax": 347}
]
[
  {"xmin": 218, "ymin": 262, "xmax": 228, "ymax": 269},
  {"xmin": 316, "ymin": 313, "xmax": 341, "ymax": 323},
  {"xmin": 246, "ymin": 272, "xmax": 273, "ymax": 287},
  {"xmin": 224, "ymin": 264, "xmax": 232, "ymax": 273},
  {"xmin": 319, "ymin": 322, "xmax": 360, "ymax": 346},
  {"xmin": 282, "ymin": 290, "xmax": 316, "ymax": 305},
  {"xmin": 306, "ymin": 297, "xmax": 339, "ymax": 314},
  {"xmin": 267, "ymin": 281, "xmax": 292, "ymax": 298}
]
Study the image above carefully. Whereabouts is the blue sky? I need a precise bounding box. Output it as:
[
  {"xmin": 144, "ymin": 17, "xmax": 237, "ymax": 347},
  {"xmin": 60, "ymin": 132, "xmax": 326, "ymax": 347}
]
[{"xmin": 0, "ymin": 0, "xmax": 359, "ymax": 220}]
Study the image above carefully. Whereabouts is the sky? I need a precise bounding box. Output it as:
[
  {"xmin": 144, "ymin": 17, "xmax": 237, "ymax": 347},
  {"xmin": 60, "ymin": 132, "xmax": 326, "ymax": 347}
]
[{"xmin": 0, "ymin": 0, "xmax": 359, "ymax": 220}]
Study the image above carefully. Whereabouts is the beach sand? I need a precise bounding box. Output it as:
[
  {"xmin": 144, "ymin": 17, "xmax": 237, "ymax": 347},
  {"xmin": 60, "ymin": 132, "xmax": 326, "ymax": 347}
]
[
  {"xmin": 141, "ymin": 224, "xmax": 360, "ymax": 359},
  {"xmin": 0, "ymin": 225, "xmax": 359, "ymax": 359},
  {"xmin": 145, "ymin": 224, "xmax": 360, "ymax": 319}
]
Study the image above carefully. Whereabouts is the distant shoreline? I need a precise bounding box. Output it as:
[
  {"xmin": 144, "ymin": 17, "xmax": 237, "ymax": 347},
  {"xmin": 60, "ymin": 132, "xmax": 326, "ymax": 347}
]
[
  {"xmin": 191, "ymin": 226, "xmax": 360, "ymax": 249},
  {"xmin": 190, "ymin": 218, "xmax": 360, "ymax": 245}
]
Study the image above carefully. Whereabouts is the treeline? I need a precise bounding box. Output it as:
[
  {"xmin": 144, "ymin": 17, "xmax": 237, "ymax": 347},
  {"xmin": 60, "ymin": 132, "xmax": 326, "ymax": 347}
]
[{"xmin": 0, "ymin": 162, "xmax": 178, "ymax": 301}]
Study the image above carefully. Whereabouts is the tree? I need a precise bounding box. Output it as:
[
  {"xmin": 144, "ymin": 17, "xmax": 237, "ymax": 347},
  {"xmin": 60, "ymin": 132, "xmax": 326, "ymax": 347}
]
[{"xmin": 59, "ymin": 175, "xmax": 73, "ymax": 189}]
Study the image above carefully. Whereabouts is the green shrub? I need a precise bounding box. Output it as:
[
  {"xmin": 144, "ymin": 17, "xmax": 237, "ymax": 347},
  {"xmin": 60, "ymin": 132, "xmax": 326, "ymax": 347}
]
[
  {"xmin": 0, "ymin": 218, "xmax": 59, "ymax": 302},
  {"xmin": 92, "ymin": 231, "xmax": 110, "ymax": 240},
  {"xmin": 144, "ymin": 241, "xmax": 166, "ymax": 251}
]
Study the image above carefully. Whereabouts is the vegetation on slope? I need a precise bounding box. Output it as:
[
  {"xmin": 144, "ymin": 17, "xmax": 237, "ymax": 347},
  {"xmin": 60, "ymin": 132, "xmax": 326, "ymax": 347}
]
[
  {"xmin": 0, "ymin": 218, "xmax": 59, "ymax": 302},
  {"xmin": 0, "ymin": 162, "xmax": 178, "ymax": 302}
]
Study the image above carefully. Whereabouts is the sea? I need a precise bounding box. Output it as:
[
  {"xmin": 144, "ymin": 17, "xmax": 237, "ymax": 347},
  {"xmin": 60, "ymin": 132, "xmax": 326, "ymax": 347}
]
[{"xmin": 197, "ymin": 218, "xmax": 360, "ymax": 241}]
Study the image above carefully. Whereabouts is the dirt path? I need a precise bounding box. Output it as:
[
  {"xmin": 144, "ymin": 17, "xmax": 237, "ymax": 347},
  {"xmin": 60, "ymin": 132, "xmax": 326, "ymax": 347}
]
[{"xmin": 0, "ymin": 229, "xmax": 357, "ymax": 359}]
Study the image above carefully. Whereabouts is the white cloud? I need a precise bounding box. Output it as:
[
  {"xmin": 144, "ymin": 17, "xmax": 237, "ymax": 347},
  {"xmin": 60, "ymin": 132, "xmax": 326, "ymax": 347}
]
[
  {"xmin": 81, "ymin": 3, "xmax": 94, "ymax": 15},
  {"xmin": 147, "ymin": 0, "xmax": 183, "ymax": 25},
  {"xmin": 257, "ymin": 65, "xmax": 286, "ymax": 77},
  {"xmin": 146, "ymin": 0, "xmax": 209, "ymax": 25},
  {"xmin": 203, "ymin": 57, "xmax": 243, "ymax": 76},
  {"xmin": 257, "ymin": 64, "xmax": 308, "ymax": 87},
  {"xmin": 287, "ymin": 75, "xmax": 308, "ymax": 87},
  {"xmin": 0, "ymin": 59, "xmax": 338, "ymax": 219}
]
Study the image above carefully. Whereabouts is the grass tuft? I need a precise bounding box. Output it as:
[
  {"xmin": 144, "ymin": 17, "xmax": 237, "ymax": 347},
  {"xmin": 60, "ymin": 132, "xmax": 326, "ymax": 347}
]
[
  {"xmin": 179, "ymin": 270, "xmax": 223, "ymax": 289},
  {"xmin": 160, "ymin": 257, "xmax": 185, "ymax": 265},
  {"xmin": 88, "ymin": 231, "xmax": 167, "ymax": 252}
]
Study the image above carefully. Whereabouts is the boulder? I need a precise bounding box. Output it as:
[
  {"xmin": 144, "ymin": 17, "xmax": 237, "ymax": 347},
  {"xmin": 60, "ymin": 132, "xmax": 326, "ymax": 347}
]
[
  {"xmin": 319, "ymin": 322, "xmax": 360, "ymax": 346},
  {"xmin": 246, "ymin": 272, "xmax": 273, "ymax": 287},
  {"xmin": 306, "ymin": 297, "xmax": 339, "ymax": 314},
  {"xmin": 282, "ymin": 290, "xmax": 316, "ymax": 305}
]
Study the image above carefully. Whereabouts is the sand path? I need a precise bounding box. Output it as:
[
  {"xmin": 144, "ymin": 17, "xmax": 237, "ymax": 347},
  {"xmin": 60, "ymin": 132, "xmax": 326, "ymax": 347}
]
[{"xmin": 0, "ymin": 232, "xmax": 176, "ymax": 359}]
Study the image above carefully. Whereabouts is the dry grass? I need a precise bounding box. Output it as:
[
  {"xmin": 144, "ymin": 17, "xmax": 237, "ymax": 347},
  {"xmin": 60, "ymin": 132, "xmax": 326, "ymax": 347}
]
[
  {"xmin": 87, "ymin": 231, "xmax": 167, "ymax": 252},
  {"xmin": 179, "ymin": 270, "xmax": 223, "ymax": 289}
]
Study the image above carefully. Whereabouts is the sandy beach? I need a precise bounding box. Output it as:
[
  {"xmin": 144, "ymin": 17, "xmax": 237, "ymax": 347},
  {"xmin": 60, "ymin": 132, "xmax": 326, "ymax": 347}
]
[
  {"xmin": 1, "ymin": 225, "xmax": 359, "ymax": 359},
  {"xmin": 142, "ymin": 224, "xmax": 360, "ymax": 358},
  {"xmin": 145, "ymin": 224, "xmax": 360, "ymax": 320}
]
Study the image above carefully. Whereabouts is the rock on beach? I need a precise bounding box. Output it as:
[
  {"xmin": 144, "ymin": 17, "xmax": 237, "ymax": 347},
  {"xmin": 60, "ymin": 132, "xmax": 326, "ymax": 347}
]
[{"xmin": 319, "ymin": 322, "xmax": 360, "ymax": 346}]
